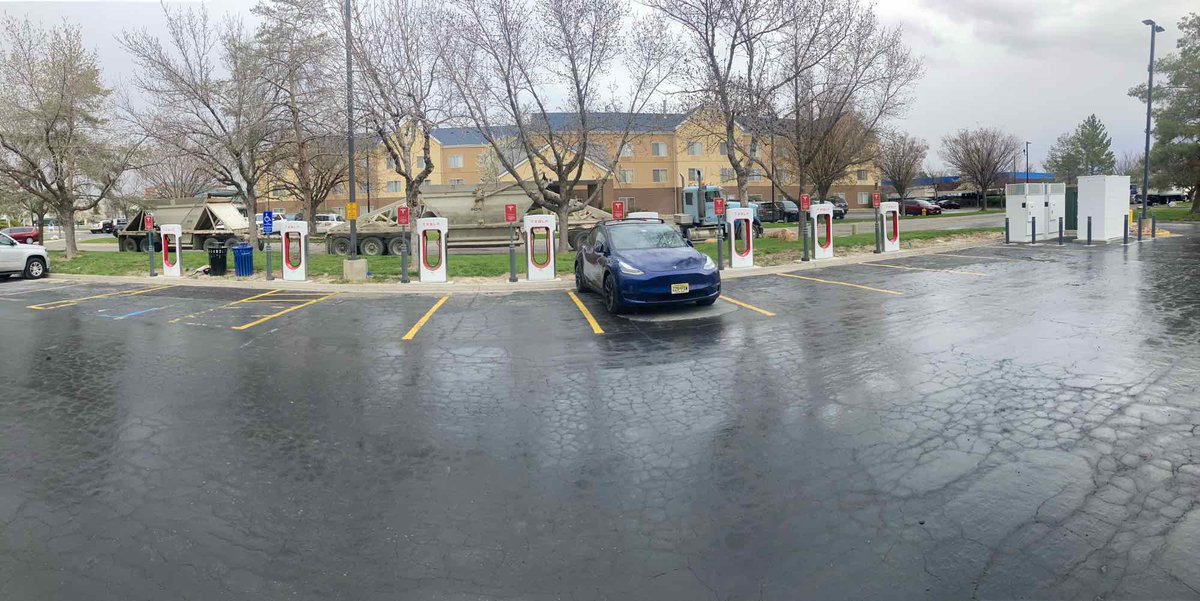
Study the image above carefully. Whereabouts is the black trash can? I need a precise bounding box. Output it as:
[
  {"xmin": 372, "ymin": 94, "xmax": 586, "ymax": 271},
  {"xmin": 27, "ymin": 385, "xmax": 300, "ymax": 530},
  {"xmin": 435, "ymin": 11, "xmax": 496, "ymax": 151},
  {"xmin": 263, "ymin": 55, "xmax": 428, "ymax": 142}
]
[{"xmin": 207, "ymin": 246, "xmax": 228, "ymax": 276}]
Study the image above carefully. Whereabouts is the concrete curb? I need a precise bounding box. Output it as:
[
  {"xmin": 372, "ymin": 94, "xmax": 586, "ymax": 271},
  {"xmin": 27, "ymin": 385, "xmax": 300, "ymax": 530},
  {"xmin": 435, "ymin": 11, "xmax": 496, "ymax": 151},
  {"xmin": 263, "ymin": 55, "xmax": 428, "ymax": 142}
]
[{"xmin": 48, "ymin": 236, "xmax": 1002, "ymax": 296}]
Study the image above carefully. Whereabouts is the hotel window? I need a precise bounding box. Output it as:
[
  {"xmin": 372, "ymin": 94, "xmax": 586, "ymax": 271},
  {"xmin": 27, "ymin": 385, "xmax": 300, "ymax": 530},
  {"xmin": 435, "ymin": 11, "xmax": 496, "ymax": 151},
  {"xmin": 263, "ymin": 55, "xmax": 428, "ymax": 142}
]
[
  {"xmin": 748, "ymin": 169, "xmax": 761, "ymax": 183},
  {"xmin": 386, "ymin": 181, "xmax": 402, "ymax": 193},
  {"xmin": 720, "ymin": 168, "xmax": 734, "ymax": 182},
  {"xmin": 858, "ymin": 191, "xmax": 870, "ymax": 206},
  {"xmin": 386, "ymin": 156, "xmax": 397, "ymax": 170},
  {"xmin": 652, "ymin": 169, "xmax": 667, "ymax": 183},
  {"xmin": 618, "ymin": 196, "xmax": 634, "ymax": 210},
  {"xmin": 687, "ymin": 142, "xmax": 702, "ymax": 156},
  {"xmin": 856, "ymin": 169, "xmax": 868, "ymax": 182},
  {"xmin": 719, "ymin": 142, "xmax": 729, "ymax": 156},
  {"xmin": 687, "ymin": 168, "xmax": 702, "ymax": 182},
  {"xmin": 449, "ymin": 178, "xmax": 464, "ymax": 186},
  {"xmin": 651, "ymin": 142, "xmax": 667, "ymax": 157},
  {"xmin": 448, "ymin": 155, "xmax": 463, "ymax": 169},
  {"xmin": 270, "ymin": 188, "xmax": 285, "ymax": 197},
  {"xmin": 415, "ymin": 157, "xmax": 427, "ymax": 169},
  {"xmin": 749, "ymin": 143, "xmax": 761, "ymax": 158},
  {"xmin": 620, "ymin": 143, "xmax": 633, "ymax": 157},
  {"xmin": 619, "ymin": 169, "xmax": 634, "ymax": 184}
]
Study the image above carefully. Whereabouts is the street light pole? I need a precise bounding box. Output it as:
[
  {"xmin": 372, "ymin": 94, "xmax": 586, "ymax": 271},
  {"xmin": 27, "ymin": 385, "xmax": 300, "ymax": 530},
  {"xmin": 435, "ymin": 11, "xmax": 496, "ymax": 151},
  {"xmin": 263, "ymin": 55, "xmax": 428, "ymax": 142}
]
[
  {"xmin": 344, "ymin": 0, "xmax": 358, "ymax": 260},
  {"xmin": 1024, "ymin": 141, "xmax": 1030, "ymax": 185},
  {"xmin": 1140, "ymin": 19, "xmax": 1165, "ymax": 221}
]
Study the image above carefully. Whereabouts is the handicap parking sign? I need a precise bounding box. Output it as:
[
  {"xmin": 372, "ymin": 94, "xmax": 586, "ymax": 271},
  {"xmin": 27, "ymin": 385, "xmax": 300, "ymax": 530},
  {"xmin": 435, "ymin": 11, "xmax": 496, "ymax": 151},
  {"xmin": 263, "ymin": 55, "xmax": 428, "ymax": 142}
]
[{"xmin": 263, "ymin": 211, "xmax": 274, "ymax": 234}]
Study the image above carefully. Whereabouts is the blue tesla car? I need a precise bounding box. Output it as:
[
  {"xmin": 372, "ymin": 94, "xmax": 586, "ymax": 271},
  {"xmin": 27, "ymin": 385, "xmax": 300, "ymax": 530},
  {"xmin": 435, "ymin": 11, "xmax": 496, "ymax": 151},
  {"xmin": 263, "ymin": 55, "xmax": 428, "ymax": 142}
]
[{"xmin": 575, "ymin": 218, "xmax": 720, "ymax": 313}]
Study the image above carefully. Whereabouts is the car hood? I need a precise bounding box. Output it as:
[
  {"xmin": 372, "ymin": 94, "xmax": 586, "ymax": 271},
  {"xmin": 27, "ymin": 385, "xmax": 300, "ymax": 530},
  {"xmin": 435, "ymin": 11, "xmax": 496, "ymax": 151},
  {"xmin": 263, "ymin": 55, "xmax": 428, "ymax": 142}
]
[
  {"xmin": 16, "ymin": 242, "xmax": 45, "ymax": 250},
  {"xmin": 615, "ymin": 247, "xmax": 708, "ymax": 273}
]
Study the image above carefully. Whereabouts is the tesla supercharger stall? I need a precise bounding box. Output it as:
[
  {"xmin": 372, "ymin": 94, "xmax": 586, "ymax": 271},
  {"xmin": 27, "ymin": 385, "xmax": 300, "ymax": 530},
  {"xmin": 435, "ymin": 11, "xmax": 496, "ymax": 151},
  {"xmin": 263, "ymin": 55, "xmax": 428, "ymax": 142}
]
[
  {"xmin": 280, "ymin": 220, "xmax": 309, "ymax": 281},
  {"xmin": 160, "ymin": 224, "xmax": 182, "ymax": 277},
  {"xmin": 879, "ymin": 201, "xmax": 901, "ymax": 252},
  {"xmin": 523, "ymin": 214, "xmax": 557, "ymax": 281},
  {"xmin": 417, "ymin": 217, "xmax": 448, "ymax": 283},
  {"xmin": 810, "ymin": 203, "xmax": 834, "ymax": 260},
  {"xmin": 1004, "ymin": 184, "xmax": 1036, "ymax": 242},
  {"xmin": 1046, "ymin": 183, "xmax": 1066, "ymax": 235},
  {"xmin": 726, "ymin": 207, "xmax": 755, "ymax": 269}
]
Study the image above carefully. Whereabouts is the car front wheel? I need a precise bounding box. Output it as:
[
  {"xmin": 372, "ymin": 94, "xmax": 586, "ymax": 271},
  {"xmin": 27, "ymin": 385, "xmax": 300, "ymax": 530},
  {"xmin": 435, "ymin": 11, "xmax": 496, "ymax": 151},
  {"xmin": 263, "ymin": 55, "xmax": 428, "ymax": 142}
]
[
  {"xmin": 25, "ymin": 238, "xmax": 34, "ymax": 244},
  {"xmin": 575, "ymin": 261, "xmax": 587, "ymax": 293},
  {"xmin": 603, "ymin": 274, "xmax": 625, "ymax": 314},
  {"xmin": 24, "ymin": 257, "xmax": 46, "ymax": 279}
]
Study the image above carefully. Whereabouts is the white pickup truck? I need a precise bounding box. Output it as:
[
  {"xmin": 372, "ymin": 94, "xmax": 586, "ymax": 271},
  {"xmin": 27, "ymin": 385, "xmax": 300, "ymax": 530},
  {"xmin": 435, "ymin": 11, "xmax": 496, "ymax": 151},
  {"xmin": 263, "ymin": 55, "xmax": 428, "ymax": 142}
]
[{"xmin": 0, "ymin": 232, "xmax": 48, "ymax": 279}]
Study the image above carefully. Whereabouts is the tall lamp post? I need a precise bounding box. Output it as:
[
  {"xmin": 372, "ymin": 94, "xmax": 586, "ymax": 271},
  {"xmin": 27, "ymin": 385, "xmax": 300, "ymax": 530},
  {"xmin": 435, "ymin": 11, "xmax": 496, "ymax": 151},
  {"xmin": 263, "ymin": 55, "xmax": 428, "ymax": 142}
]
[
  {"xmin": 344, "ymin": 0, "xmax": 359, "ymax": 261},
  {"xmin": 1024, "ymin": 141, "xmax": 1030, "ymax": 185},
  {"xmin": 1140, "ymin": 19, "xmax": 1165, "ymax": 220}
]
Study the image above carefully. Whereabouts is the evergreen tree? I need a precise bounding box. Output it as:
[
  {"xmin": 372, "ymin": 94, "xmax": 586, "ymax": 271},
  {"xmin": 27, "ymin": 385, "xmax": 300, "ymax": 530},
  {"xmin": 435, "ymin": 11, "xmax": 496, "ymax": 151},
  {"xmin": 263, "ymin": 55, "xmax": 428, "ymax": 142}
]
[{"xmin": 1043, "ymin": 115, "xmax": 1116, "ymax": 184}]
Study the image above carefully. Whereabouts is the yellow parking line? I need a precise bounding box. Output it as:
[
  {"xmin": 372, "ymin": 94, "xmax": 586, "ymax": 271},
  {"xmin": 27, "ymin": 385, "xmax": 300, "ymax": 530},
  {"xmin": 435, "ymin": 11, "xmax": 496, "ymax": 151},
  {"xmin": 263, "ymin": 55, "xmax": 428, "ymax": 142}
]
[
  {"xmin": 0, "ymin": 282, "xmax": 86, "ymax": 297},
  {"xmin": 566, "ymin": 291, "xmax": 604, "ymax": 335},
  {"xmin": 28, "ymin": 285, "xmax": 172, "ymax": 310},
  {"xmin": 859, "ymin": 263, "xmax": 987, "ymax": 277},
  {"xmin": 229, "ymin": 289, "xmax": 281, "ymax": 305},
  {"xmin": 719, "ymin": 295, "xmax": 775, "ymax": 316},
  {"xmin": 777, "ymin": 273, "xmax": 902, "ymax": 295},
  {"xmin": 402, "ymin": 295, "xmax": 451, "ymax": 340},
  {"xmin": 230, "ymin": 292, "xmax": 338, "ymax": 331}
]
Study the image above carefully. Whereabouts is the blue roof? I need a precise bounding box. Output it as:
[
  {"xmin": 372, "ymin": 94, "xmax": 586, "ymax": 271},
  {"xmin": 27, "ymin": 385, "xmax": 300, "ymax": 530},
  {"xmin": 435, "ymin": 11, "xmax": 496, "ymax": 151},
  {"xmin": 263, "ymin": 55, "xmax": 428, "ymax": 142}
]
[
  {"xmin": 905, "ymin": 172, "xmax": 1056, "ymax": 187},
  {"xmin": 431, "ymin": 112, "xmax": 688, "ymax": 146}
]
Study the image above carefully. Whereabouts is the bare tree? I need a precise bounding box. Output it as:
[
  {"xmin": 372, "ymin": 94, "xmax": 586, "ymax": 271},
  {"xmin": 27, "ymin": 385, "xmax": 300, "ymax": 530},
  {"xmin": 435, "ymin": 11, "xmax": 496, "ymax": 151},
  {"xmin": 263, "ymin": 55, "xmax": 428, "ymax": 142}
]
[
  {"xmin": 1116, "ymin": 151, "xmax": 1143, "ymax": 178},
  {"xmin": 743, "ymin": 1, "xmax": 921, "ymax": 207},
  {"xmin": 139, "ymin": 145, "xmax": 217, "ymax": 198},
  {"xmin": 922, "ymin": 161, "xmax": 947, "ymax": 203},
  {"xmin": 256, "ymin": 0, "xmax": 348, "ymax": 242},
  {"xmin": 121, "ymin": 5, "xmax": 278, "ymax": 247},
  {"xmin": 352, "ymin": 0, "xmax": 448, "ymax": 213},
  {"xmin": 448, "ymin": 0, "xmax": 675, "ymax": 250},
  {"xmin": 0, "ymin": 17, "xmax": 142, "ymax": 258},
  {"xmin": 875, "ymin": 132, "xmax": 927, "ymax": 200},
  {"xmin": 940, "ymin": 127, "xmax": 1020, "ymax": 211}
]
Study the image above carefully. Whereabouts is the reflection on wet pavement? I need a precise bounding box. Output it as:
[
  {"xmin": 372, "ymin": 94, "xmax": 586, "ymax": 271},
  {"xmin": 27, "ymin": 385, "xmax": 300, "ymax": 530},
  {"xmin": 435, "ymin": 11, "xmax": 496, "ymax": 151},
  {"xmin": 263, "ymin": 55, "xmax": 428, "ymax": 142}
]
[{"xmin": 2, "ymin": 228, "xmax": 1200, "ymax": 599}]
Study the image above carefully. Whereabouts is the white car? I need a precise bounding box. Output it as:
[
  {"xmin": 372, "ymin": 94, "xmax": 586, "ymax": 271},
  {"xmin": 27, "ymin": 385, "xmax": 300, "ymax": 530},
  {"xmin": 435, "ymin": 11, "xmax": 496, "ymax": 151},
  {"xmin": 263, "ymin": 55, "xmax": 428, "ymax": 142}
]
[
  {"xmin": 0, "ymin": 232, "xmax": 49, "ymax": 279},
  {"xmin": 315, "ymin": 213, "xmax": 346, "ymax": 233}
]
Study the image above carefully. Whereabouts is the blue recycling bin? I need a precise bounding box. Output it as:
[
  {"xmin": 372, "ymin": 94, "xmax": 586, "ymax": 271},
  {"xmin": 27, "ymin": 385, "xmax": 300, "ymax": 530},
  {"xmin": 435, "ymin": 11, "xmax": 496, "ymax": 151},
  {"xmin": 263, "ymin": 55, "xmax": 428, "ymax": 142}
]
[{"xmin": 232, "ymin": 243, "xmax": 254, "ymax": 278}]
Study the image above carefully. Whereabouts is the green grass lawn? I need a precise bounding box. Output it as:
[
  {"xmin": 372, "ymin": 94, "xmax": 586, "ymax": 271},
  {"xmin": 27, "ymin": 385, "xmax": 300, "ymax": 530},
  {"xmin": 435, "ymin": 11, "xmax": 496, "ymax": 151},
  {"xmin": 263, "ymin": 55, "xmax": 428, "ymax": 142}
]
[
  {"xmin": 48, "ymin": 226, "xmax": 1002, "ymax": 280},
  {"xmin": 1150, "ymin": 204, "xmax": 1197, "ymax": 222},
  {"xmin": 80, "ymin": 237, "xmax": 117, "ymax": 244}
]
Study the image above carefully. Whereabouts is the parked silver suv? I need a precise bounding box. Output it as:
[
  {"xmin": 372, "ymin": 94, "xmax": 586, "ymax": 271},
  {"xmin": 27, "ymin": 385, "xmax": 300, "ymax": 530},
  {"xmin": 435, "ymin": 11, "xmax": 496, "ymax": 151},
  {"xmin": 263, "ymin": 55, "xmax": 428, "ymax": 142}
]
[{"xmin": 0, "ymin": 232, "xmax": 49, "ymax": 279}]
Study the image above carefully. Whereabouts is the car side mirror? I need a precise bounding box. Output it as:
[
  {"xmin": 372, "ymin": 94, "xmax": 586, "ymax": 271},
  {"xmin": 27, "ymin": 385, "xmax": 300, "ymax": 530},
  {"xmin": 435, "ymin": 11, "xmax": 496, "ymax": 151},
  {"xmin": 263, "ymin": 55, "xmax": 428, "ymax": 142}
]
[
  {"xmin": 684, "ymin": 239, "xmax": 694, "ymax": 247},
  {"xmin": 594, "ymin": 243, "xmax": 606, "ymax": 255}
]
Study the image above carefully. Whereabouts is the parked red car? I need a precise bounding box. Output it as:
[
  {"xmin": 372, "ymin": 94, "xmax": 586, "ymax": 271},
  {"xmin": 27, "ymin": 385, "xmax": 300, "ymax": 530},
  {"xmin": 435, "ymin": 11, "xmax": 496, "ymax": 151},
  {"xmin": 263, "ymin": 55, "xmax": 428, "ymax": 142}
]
[
  {"xmin": 901, "ymin": 199, "xmax": 942, "ymax": 216},
  {"xmin": 1, "ymin": 226, "xmax": 39, "ymax": 244}
]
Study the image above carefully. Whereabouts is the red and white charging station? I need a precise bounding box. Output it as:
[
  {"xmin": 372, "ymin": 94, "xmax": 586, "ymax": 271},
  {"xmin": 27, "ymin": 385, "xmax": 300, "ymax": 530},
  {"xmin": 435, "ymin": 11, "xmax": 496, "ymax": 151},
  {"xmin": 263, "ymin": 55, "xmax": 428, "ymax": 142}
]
[
  {"xmin": 523, "ymin": 214, "xmax": 557, "ymax": 281},
  {"xmin": 417, "ymin": 217, "xmax": 448, "ymax": 283},
  {"xmin": 280, "ymin": 220, "xmax": 308, "ymax": 281},
  {"xmin": 160, "ymin": 224, "xmax": 182, "ymax": 277},
  {"xmin": 810, "ymin": 203, "xmax": 834, "ymax": 260},
  {"xmin": 879, "ymin": 201, "xmax": 900, "ymax": 252},
  {"xmin": 726, "ymin": 206, "xmax": 754, "ymax": 269}
]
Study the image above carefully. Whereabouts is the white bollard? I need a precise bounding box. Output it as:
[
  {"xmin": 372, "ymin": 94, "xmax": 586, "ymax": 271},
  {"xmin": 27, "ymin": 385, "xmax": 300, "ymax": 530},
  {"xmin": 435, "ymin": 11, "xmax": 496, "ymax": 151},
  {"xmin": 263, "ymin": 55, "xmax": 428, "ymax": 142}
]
[
  {"xmin": 810, "ymin": 204, "xmax": 834, "ymax": 260},
  {"xmin": 880, "ymin": 201, "xmax": 900, "ymax": 253},
  {"xmin": 417, "ymin": 217, "xmax": 448, "ymax": 283},
  {"xmin": 280, "ymin": 220, "xmax": 309, "ymax": 281},
  {"xmin": 160, "ymin": 224, "xmax": 182, "ymax": 277},
  {"xmin": 726, "ymin": 207, "xmax": 754, "ymax": 269},
  {"xmin": 523, "ymin": 214, "xmax": 557, "ymax": 281}
]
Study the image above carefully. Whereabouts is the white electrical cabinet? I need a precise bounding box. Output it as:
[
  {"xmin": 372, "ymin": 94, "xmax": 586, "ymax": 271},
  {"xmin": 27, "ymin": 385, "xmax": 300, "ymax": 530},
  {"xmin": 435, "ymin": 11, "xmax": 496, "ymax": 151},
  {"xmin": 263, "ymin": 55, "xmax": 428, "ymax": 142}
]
[
  {"xmin": 1045, "ymin": 183, "xmax": 1066, "ymax": 236},
  {"xmin": 1004, "ymin": 184, "xmax": 1036, "ymax": 242},
  {"xmin": 1077, "ymin": 175, "xmax": 1131, "ymax": 241}
]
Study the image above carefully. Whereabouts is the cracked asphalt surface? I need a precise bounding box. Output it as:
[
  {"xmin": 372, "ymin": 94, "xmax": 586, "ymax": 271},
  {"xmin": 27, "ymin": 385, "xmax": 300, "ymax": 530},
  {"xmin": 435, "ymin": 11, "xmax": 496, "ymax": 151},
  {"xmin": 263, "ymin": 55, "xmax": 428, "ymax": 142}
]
[{"xmin": 2, "ymin": 227, "xmax": 1200, "ymax": 600}]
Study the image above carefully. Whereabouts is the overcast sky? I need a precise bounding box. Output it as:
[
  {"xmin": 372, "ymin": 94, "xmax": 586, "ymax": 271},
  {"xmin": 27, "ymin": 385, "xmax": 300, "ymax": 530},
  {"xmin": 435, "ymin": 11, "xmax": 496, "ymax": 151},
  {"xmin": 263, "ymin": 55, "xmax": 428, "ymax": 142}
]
[{"xmin": 2, "ymin": 0, "xmax": 1195, "ymax": 169}]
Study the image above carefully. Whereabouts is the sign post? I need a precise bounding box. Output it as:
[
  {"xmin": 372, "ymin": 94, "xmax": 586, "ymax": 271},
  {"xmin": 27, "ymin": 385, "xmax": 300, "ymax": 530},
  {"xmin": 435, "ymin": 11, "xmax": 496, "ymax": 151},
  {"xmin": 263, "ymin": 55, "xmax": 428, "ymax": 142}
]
[
  {"xmin": 611, "ymin": 200, "xmax": 626, "ymax": 220},
  {"xmin": 397, "ymin": 206, "xmax": 410, "ymax": 283},
  {"xmin": 505, "ymin": 203, "xmax": 518, "ymax": 283},
  {"xmin": 713, "ymin": 197, "xmax": 725, "ymax": 270},
  {"xmin": 800, "ymin": 194, "xmax": 811, "ymax": 262},
  {"xmin": 263, "ymin": 210, "xmax": 274, "ymax": 281},
  {"xmin": 145, "ymin": 213, "xmax": 156, "ymax": 276},
  {"xmin": 346, "ymin": 202, "xmax": 359, "ymax": 259}
]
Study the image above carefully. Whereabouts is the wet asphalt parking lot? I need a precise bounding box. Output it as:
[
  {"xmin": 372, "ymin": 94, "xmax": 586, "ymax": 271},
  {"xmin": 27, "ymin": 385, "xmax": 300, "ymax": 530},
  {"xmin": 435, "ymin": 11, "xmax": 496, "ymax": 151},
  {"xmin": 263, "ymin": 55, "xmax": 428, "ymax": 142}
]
[{"xmin": 3, "ymin": 227, "xmax": 1200, "ymax": 600}]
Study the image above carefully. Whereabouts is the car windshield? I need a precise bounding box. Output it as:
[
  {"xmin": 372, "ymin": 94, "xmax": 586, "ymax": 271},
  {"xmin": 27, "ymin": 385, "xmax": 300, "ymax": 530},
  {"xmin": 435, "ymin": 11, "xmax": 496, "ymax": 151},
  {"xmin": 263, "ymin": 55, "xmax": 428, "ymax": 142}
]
[
  {"xmin": 607, "ymin": 223, "xmax": 687, "ymax": 250},
  {"xmin": 781, "ymin": 201, "xmax": 798, "ymax": 210}
]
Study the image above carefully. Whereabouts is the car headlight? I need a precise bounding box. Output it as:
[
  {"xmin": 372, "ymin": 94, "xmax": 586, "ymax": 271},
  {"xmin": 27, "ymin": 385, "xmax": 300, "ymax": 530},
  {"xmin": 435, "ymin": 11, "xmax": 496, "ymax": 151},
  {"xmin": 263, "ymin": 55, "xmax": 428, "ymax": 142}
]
[
  {"xmin": 703, "ymin": 256, "xmax": 716, "ymax": 270},
  {"xmin": 618, "ymin": 260, "xmax": 643, "ymax": 276}
]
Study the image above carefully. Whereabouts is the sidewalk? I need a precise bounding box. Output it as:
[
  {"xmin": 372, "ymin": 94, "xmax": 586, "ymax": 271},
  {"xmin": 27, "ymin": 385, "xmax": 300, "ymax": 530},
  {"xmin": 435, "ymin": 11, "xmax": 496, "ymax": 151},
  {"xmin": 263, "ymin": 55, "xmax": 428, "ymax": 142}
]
[{"xmin": 48, "ymin": 237, "xmax": 1001, "ymax": 296}]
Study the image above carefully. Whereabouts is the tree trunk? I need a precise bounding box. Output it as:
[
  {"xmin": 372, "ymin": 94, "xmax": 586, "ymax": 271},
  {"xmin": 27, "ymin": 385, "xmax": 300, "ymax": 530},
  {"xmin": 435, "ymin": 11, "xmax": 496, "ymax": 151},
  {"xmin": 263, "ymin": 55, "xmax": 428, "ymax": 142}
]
[
  {"xmin": 979, "ymin": 184, "xmax": 987, "ymax": 211},
  {"xmin": 556, "ymin": 203, "xmax": 571, "ymax": 253},
  {"xmin": 35, "ymin": 209, "xmax": 47, "ymax": 243},
  {"xmin": 1190, "ymin": 186, "xmax": 1199, "ymax": 214},
  {"xmin": 307, "ymin": 196, "xmax": 318, "ymax": 252},
  {"xmin": 58, "ymin": 206, "xmax": 78, "ymax": 259},
  {"xmin": 245, "ymin": 189, "xmax": 259, "ymax": 248}
]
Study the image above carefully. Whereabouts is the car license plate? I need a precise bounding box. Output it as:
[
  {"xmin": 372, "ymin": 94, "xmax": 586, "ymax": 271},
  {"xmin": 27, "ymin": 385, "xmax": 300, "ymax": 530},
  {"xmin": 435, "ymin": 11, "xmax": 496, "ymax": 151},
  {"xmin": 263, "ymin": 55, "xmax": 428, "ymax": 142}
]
[{"xmin": 670, "ymin": 283, "xmax": 689, "ymax": 295}]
